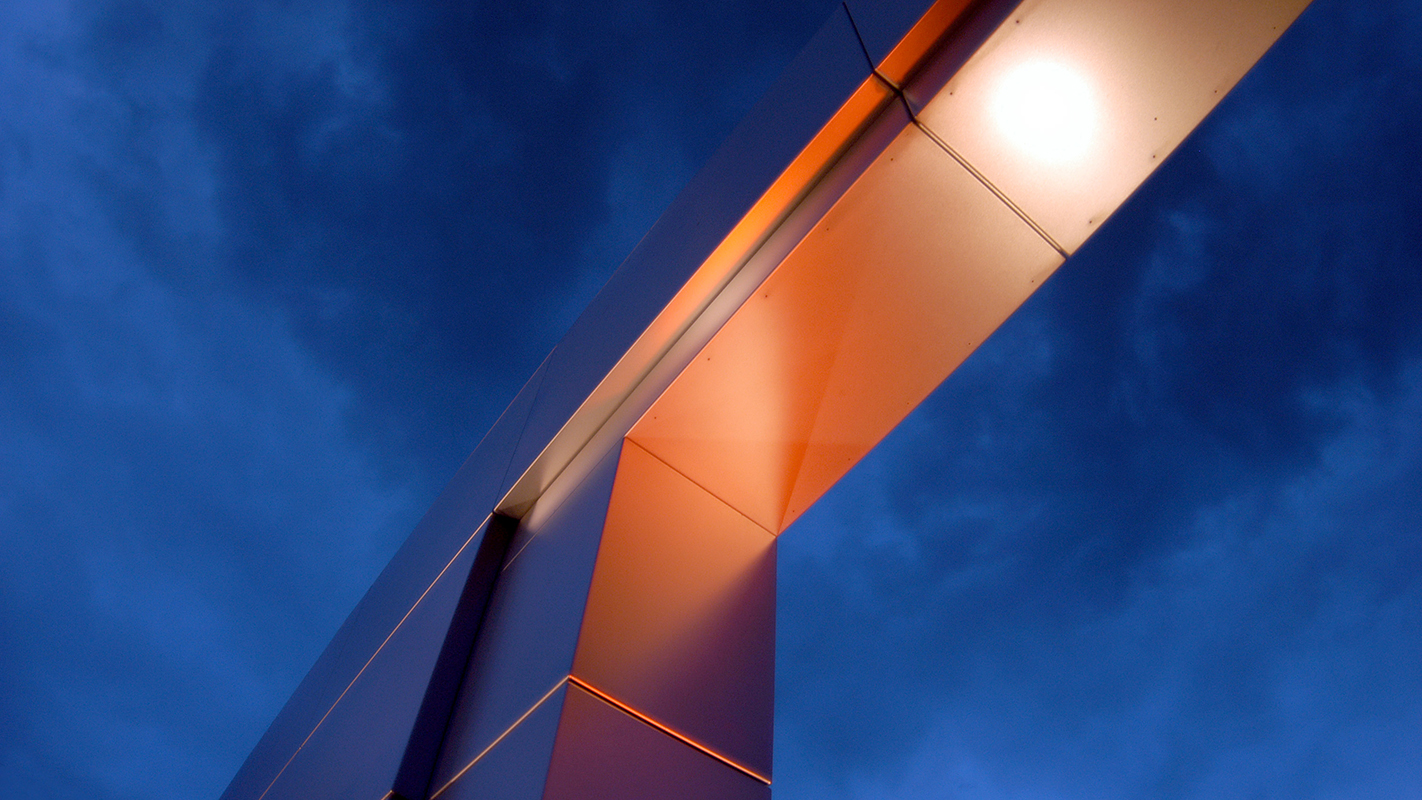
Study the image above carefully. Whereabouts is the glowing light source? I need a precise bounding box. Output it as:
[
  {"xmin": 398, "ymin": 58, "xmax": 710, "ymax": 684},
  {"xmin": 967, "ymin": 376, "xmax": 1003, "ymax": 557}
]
[{"xmin": 990, "ymin": 60, "xmax": 1097, "ymax": 163}]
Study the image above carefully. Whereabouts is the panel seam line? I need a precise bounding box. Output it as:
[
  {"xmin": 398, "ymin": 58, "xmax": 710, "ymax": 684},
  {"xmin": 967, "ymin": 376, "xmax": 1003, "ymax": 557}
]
[
  {"xmin": 428, "ymin": 677, "xmax": 570, "ymax": 799},
  {"xmin": 567, "ymin": 676, "xmax": 772, "ymax": 786},
  {"xmin": 912, "ymin": 119, "xmax": 1070, "ymax": 258},
  {"xmin": 844, "ymin": 0, "xmax": 1070, "ymax": 261},
  {"xmin": 622, "ymin": 437, "xmax": 778, "ymax": 537},
  {"xmin": 253, "ymin": 516, "xmax": 494, "ymax": 800}
]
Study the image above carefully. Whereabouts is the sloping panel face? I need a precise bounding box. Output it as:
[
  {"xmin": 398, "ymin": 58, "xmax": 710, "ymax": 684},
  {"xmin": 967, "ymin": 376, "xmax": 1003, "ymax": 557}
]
[
  {"xmin": 542, "ymin": 684, "xmax": 770, "ymax": 800},
  {"xmin": 429, "ymin": 444, "xmax": 622, "ymax": 793},
  {"xmin": 572, "ymin": 441, "xmax": 777, "ymax": 779},
  {"xmin": 629, "ymin": 122, "xmax": 1062, "ymax": 533},
  {"xmin": 431, "ymin": 685, "xmax": 568, "ymax": 800},
  {"xmin": 916, "ymin": 0, "xmax": 1313, "ymax": 253}
]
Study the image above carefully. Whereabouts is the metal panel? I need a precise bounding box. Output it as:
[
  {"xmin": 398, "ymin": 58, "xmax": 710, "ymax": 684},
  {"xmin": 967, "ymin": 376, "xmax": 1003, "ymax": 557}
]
[
  {"xmin": 916, "ymin": 0, "xmax": 1313, "ymax": 253},
  {"xmin": 629, "ymin": 123, "xmax": 1062, "ymax": 533},
  {"xmin": 542, "ymin": 684, "xmax": 770, "ymax": 800},
  {"xmin": 393, "ymin": 516, "xmax": 517, "ymax": 800},
  {"xmin": 572, "ymin": 441, "xmax": 776, "ymax": 779},
  {"xmin": 430, "ymin": 685, "xmax": 568, "ymax": 800},
  {"xmin": 251, "ymin": 530, "xmax": 481, "ymax": 800},
  {"xmin": 430, "ymin": 444, "xmax": 621, "ymax": 791}
]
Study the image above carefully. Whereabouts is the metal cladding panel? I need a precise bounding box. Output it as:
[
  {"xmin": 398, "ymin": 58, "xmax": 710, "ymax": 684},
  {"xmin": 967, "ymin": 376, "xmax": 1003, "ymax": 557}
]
[
  {"xmin": 542, "ymin": 684, "xmax": 770, "ymax": 800},
  {"xmin": 252, "ymin": 530, "xmax": 480, "ymax": 800},
  {"xmin": 431, "ymin": 685, "xmax": 568, "ymax": 800},
  {"xmin": 629, "ymin": 123, "xmax": 1061, "ymax": 534},
  {"xmin": 392, "ymin": 515, "xmax": 517, "ymax": 800},
  {"xmin": 916, "ymin": 0, "xmax": 1313, "ymax": 253},
  {"xmin": 572, "ymin": 440, "xmax": 776, "ymax": 779},
  {"xmin": 223, "ymin": 366, "xmax": 541, "ymax": 800},
  {"xmin": 431, "ymin": 443, "xmax": 622, "ymax": 792},
  {"xmin": 501, "ymin": 6, "xmax": 871, "ymax": 497}
]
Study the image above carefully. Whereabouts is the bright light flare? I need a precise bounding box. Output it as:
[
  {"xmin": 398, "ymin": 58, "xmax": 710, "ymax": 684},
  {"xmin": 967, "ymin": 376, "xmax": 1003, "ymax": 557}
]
[{"xmin": 990, "ymin": 61, "xmax": 1097, "ymax": 164}]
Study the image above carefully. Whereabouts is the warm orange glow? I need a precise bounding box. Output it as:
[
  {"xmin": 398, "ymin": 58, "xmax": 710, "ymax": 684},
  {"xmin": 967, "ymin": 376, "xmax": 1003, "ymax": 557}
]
[
  {"xmin": 630, "ymin": 123, "xmax": 1061, "ymax": 533},
  {"xmin": 571, "ymin": 441, "xmax": 775, "ymax": 778}
]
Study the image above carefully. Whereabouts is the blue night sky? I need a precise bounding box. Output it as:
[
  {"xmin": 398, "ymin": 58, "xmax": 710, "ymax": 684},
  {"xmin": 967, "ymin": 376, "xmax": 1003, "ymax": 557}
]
[{"xmin": 2, "ymin": 1, "xmax": 1420, "ymax": 798}]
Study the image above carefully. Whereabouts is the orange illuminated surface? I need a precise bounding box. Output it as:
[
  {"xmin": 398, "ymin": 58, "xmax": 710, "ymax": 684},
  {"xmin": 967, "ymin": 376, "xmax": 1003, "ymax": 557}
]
[
  {"xmin": 466, "ymin": 0, "xmax": 1313, "ymax": 794},
  {"xmin": 619, "ymin": 0, "xmax": 1311, "ymax": 533},
  {"xmin": 571, "ymin": 441, "xmax": 775, "ymax": 779},
  {"xmin": 628, "ymin": 121, "xmax": 1061, "ymax": 533}
]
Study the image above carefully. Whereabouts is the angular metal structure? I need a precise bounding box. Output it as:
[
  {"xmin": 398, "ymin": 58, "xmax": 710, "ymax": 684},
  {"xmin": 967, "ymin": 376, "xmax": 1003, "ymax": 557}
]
[{"xmin": 222, "ymin": 0, "xmax": 1312, "ymax": 797}]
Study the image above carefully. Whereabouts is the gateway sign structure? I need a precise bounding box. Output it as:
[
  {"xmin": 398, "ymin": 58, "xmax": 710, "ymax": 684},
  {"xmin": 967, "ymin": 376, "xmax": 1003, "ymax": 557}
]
[{"xmin": 223, "ymin": 0, "xmax": 1311, "ymax": 797}]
